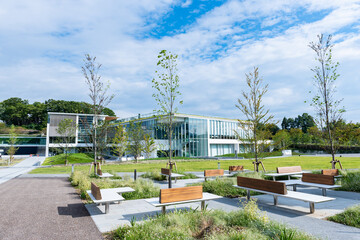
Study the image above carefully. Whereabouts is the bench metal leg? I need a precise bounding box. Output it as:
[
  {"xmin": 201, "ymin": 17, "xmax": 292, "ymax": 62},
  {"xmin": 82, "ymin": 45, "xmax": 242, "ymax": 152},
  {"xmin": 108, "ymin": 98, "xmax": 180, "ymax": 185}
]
[
  {"xmin": 246, "ymin": 190, "xmax": 250, "ymax": 200},
  {"xmin": 273, "ymin": 196, "xmax": 278, "ymax": 205},
  {"xmin": 273, "ymin": 176, "xmax": 276, "ymax": 181},
  {"xmin": 175, "ymin": 177, "xmax": 177, "ymax": 183},
  {"xmin": 201, "ymin": 201, "xmax": 205, "ymax": 211},
  {"xmin": 293, "ymin": 185, "xmax": 297, "ymax": 191},
  {"xmin": 309, "ymin": 202, "xmax": 315, "ymax": 213},
  {"xmin": 105, "ymin": 203, "xmax": 110, "ymax": 214},
  {"xmin": 288, "ymin": 175, "xmax": 291, "ymax": 180},
  {"xmin": 162, "ymin": 206, "xmax": 166, "ymax": 215},
  {"xmin": 322, "ymin": 188, "xmax": 327, "ymax": 196}
]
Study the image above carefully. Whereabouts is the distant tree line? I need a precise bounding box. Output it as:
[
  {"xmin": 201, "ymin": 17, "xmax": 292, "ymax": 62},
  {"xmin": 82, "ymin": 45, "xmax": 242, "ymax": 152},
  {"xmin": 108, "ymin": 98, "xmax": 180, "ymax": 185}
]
[
  {"xmin": 0, "ymin": 97, "xmax": 115, "ymax": 130},
  {"xmin": 267, "ymin": 113, "xmax": 360, "ymax": 152}
]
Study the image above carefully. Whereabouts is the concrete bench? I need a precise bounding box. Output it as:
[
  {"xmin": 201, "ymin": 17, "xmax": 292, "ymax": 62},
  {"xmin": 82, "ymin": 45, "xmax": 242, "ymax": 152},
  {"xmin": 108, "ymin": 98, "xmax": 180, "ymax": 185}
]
[
  {"xmin": 265, "ymin": 166, "xmax": 310, "ymax": 181},
  {"xmin": 96, "ymin": 168, "xmax": 114, "ymax": 178},
  {"xmin": 145, "ymin": 186, "xmax": 222, "ymax": 214},
  {"xmin": 233, "ymin": 176, "xmax": 334, "ymax": 213},
  {"xmin": 160, "ymin": 168, "xmax": 184, "ymax": 183},
  {"xmin": 86, "ymin": 182, "xmax": 135, "ymax": 214},
  {"xmin": 279, "ymin": 173, "xmax": 341, "ymax": 196},
  {"xmin": 196, "ymin": 169, "xmax": 233, "ymax": 181}
]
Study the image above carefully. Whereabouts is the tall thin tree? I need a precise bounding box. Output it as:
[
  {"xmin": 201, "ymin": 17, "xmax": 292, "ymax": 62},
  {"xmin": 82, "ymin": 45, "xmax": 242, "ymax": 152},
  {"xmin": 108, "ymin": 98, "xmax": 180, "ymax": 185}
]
[
  {"xmin": 309, "ymin": 34, "xmax": 344, "ymax": 169},
  {"xmin": 82, "ymin": 54, "xmax": 114, "ymax": 174},
  {"xmin": 235, "ymin": 67, "xmax": 274, "ymax": 172},
  {"xmin": 152, "ymin": 50, "xmax": 183, "ymax": 168}
]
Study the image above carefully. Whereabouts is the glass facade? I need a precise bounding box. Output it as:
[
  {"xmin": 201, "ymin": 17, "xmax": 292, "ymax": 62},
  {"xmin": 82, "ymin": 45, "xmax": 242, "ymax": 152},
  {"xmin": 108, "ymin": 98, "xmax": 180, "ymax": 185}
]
[
  {"xmin": 209, "ymin": 120, "xmax": 244, "ymax": 139},
  {"xmin": 78, "ymin": 115, "xmax": 93, "ymax": 143}
]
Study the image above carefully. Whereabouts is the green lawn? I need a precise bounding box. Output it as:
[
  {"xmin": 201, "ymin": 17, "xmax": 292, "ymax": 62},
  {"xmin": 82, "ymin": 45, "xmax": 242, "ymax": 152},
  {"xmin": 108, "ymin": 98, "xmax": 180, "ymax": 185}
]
[
  {"xmin": 42, "ymin": 153, "xmax": 93, "ymax": 165},
  {"xmin": 29, "ymin": 156, "xmax": 360, "ymax": 174}
]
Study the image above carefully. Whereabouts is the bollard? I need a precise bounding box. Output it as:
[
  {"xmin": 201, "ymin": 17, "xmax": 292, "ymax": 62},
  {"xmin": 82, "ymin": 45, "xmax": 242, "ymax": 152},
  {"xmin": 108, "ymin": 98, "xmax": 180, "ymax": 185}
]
[
  {"xmin": 134, "ymin": 169, "xmax": 137, "ymax": 181},
  {"xmin": 71, "ymin": 164, "xmax": 74, "ymax": 174},
  {"xmin": 218, "ymin": 162, "xmax": 220, "ymax": 169},
  {"xmin": 168, "ymin": 173, "xmax": 172, "ymax": 188}
]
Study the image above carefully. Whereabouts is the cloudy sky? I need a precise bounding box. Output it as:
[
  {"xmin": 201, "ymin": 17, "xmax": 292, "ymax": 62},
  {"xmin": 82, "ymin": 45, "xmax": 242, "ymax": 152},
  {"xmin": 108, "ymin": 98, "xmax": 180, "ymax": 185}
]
[{"xmin": 1, "ymin": 0, "xmax": 360, "ymax": 123}]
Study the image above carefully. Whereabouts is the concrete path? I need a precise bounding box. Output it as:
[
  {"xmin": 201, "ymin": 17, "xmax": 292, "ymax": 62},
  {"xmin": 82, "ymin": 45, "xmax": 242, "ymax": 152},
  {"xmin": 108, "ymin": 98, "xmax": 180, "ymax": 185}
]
[
  {"xmin": 0, "ymin": 177, "xmax": 102, "ymax": 240},
  {"xmin": 0, "ymin": 157, "xmax": 45, "ymax": 185}
]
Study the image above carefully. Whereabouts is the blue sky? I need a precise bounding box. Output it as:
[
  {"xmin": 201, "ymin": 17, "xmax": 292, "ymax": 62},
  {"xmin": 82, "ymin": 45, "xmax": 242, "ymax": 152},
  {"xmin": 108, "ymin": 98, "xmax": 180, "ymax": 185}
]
[{"xmin": 0, "ymin": 0, "xmax": 360, "ymax": 124}]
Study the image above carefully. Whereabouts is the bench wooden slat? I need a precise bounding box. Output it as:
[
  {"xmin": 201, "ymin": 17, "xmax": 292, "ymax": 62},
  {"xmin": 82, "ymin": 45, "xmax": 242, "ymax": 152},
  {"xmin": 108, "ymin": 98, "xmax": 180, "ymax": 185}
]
[
  {"xmin": 91, "ymin": 182, "xmax": 102, "ymax": 200},
  {"xmin": 277, "ymin": 166, "xmax": 302, "ymax": 173},
  {"xmin": 161, "ymin": 168, "xmax": 171, "ymax": 175},
  {"xmin": 237, "ymin": 177, "xmax": 287, "ymax": 195},
  {"xmin": 204, "ymin": 169, "xmax": 224, "ymax": 177},
  {"xmin": 322, "ymin": 169, "xmax": 339, "ymax": 176},
  {"xmin": 229, "ymin": 166, "xmax": 244, "ymax": 172},
  {"xmin": 160, "ymin": 186, "xmax": 203, "ymax": 203},
  {"xmin": 302, "ymin": 173, "xmax": 334, "ymax": 185}
]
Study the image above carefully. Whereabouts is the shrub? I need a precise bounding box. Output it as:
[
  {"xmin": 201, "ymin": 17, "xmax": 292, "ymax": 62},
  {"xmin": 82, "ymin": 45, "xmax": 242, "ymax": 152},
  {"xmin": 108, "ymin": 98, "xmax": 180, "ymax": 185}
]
[
  {"xmin": 339, "ymin": 170, "xmax": 360, "ymax": 192},
  {"xmin": 70, "ymin": 171, "xmax": 160, "ymax": 201},
  {"xmin": 328, "ymin": 204, "xmax": 360, "ymax": 228},
  {"xmin": 110, "ymin": 201, "xmax": 314, "ymax": 240}
]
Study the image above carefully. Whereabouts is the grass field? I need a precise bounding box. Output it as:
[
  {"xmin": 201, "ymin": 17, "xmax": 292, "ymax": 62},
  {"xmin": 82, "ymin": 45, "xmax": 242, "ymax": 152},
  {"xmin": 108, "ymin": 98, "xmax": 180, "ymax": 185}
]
[
  {"xmin": 42, "ymin": 153, "xmax": 93, "ymax": 165},
  {"xmin": 29, "ymin": 155, "xmax": 360, "ymax": 174}
]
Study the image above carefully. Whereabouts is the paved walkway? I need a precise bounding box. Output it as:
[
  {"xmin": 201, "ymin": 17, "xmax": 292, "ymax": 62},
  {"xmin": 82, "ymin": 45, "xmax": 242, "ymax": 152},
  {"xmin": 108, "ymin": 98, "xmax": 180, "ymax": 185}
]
[
  {"xmin": 0, "ymin": 177, "xmax": 102, "ymax": 240},
  {"xmin": 0, "ymin": 157, "xmax": 45, "ymax": 185}
]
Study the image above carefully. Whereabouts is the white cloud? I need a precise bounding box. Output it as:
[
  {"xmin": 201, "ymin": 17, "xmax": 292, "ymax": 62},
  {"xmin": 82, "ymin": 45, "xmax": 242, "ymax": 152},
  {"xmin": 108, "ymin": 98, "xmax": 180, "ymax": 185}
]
[{"xmin": 0, "ymin": 0, "xmax": 360, "ymax": 123}]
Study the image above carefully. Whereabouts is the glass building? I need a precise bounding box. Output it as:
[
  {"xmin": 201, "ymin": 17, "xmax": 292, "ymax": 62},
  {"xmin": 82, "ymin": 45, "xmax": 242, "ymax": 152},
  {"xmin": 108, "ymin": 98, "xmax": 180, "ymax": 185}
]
[
  {"xmin": 117, "ymin": 113, "xmax": 250, "ymax": 158},
  {"xmin": 46, "ymin": 112, "xmax": 251, "ymax": 158}
]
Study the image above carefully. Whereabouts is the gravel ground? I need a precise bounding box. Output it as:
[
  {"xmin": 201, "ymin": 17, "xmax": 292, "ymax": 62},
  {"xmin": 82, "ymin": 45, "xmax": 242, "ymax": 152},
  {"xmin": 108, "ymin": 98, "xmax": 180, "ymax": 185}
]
[{"xmin": 0, "ymin": 177, "xmax": 103, "ymax": 240}]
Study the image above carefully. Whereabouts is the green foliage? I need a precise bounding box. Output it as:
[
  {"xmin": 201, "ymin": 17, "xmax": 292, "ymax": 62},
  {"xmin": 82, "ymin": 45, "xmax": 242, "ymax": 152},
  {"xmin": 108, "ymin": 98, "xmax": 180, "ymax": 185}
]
[
  {"xmin": 338, "ymin": 170, "xmax": 360, "ymax": 192},
  {"xmin": 111, "ymin": 200, "xmax": 314, "ymax": 240},
  {"xmin": 70, "ymin": 171, "xmax": 159, "ymax": 201},
  {"xmin": 127, "ymin": 121, "xmax": 145, "ymax": 162},
  {"xmin": 143, "ymin": 133, "xmax": 156, "ymax": 159},
  {"xmin": 42, "ymin": 153, "xmax": 93, "ymax": 165},
  {"xmin": 56, "ymin": 119, "xmax": 77, "ymax": 165},
  {"xmin": 152, "ymin": 49, "xmax": 183, "ymax": 163},
  {"xmin": 235, "ymin": 67, "xmax": 274, "ymax": 171},
  {"xmin": 191, "ymin": 172, "xmax": 264, "ymax": 198},
  {"xmin": 273, "ymin": 130, "xmax": 292, "ymax": 151},
  {"xmin": 31, "ymin": 155, "xmax": 360, "ymax": 175},
  {"xmin": 111, "ymin": 125, "xmax": 129, "ymax": 159},
  {"xmin": 309, "ymin": 34, "xmax": 344, "ymax": 167},
  {"xmin": 0, "ymin": 97, "xmax": 114, "ymax": 130},
  {"xmin": 328, "ymin": 204, "xmax": 360, "ymax": 228},
  {"xmin": 6, "ymin": 125, "xmax": 18, "ymax": 165}
]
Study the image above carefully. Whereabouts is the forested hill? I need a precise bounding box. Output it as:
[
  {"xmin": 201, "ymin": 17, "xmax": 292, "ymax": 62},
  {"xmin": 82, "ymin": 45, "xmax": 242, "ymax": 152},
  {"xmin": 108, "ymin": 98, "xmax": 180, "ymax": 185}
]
[{"xmin": 0, "ymin": 97, "xmax": 115, "ymax": 130}]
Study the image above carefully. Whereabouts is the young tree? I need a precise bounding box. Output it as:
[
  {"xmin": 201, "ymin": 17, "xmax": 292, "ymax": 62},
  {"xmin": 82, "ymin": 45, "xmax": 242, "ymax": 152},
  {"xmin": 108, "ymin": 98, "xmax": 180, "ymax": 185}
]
[
  {"xmin": 111, "ymin": 125, "xmax": 128, "ymax": 160},
  {"xmin": 309, "ymin": 34, "xmax": 344, "ymax": 169},
  {"xmin": 143, "ymin": 133, "xmax": 156, "ymax": 159},
  {"xmin": 7, "ymin": 125, "xmax": 18, "ymax": 165},
  {"xmin": 56, "ymin": 119, "xmax": 76, "ymax": 165},
  {"xmin": 152, "ymin": 50, "xmax": 183, "ymax": 168},
  {"xmin": 235, "ymin": 67, "xmax": 274, "ymax": 172},
  {"xmin": 273, "ymin": 130, "xmax": 292, "ymax": 151},
  {"xmin": 82, "ymin": 54, "xmax": 114, "ymax": 173},
  {"xmin": 127, "ymin": 121, "xmax": 145, "ymax": 163}
]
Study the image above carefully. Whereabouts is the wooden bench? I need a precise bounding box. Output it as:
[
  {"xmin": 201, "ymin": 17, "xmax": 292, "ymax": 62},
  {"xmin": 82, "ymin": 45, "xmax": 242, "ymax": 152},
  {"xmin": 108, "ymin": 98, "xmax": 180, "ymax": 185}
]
[
  {"xmin": 196, "ymin": 169, "xmax": 232, "ymax": 181},
  {"xmin": 279, "ymin": 173, "xmax": 341, "ymax": 196},
  {"xmin": 145, "ymin": 186, "xmax": 222, "ymax": 214},
  {"xmin": 233, "ymin": 176, "xmax": 335, "ymax": 213},
  {"xmin": 96, "ymin": 168, "xmax": 114, "ymax": 178},
  {"xmin": 229, "ymin": 165, "xmax": 248, "ymax": 173},
  {"xmin": 86, "ymin": 182, "xmax": 135, "ymax": 214},
  {"xmin": 265, "ymin": 166, "xmax": 307, "ymax": 181},
  {"xmin": 160, "ymin": 168, "xmax": 184, "ymax": 183}
]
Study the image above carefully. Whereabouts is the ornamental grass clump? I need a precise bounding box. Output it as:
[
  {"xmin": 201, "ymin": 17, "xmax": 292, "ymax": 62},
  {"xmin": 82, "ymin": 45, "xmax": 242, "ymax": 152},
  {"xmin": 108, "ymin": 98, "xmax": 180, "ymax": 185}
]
[
  {"xmin": 328, "ymin": 204, "xmax": 360, "ymax": 228},
  {"xmin": 110, "ymin": 200, "xmax": 314, "ymax": 240},
  {"xmin": 339, "ymin": 170, "xmax": 360, "ymax": 192},
  {"xmin": 70, "ymin": 171, "xmax": 159, "ymax": 201}
]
